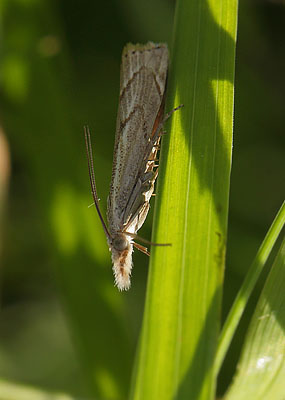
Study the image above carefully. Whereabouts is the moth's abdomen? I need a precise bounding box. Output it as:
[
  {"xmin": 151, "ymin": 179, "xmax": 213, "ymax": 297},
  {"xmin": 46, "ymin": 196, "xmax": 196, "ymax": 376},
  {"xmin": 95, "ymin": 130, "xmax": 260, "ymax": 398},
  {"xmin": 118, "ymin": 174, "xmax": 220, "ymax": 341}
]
[{"xmin": 111, "ymin": 238, "xmax": 133, "ymax": 291}]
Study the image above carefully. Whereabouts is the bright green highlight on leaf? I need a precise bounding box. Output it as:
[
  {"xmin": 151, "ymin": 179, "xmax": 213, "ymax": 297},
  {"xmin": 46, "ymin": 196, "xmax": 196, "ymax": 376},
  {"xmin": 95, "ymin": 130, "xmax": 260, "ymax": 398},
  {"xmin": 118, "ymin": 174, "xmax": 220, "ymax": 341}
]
[
  {"xmin": 50, "ymin": 183, "xmax": 107, "ymax": 262},
  {"xmin": 0, "ymin": 379, "xmax": 76, "ymax": 400},
  {"xmin": 51, "ymin": 184, "xmax": 79, "ymax": 255},
  {"xmin": 1, "ymin": 55, "xmax": 29, "ymax": 102},
  {"xmin": 95, "ymin": 367, "xmax": 121, "ymax": 400}
]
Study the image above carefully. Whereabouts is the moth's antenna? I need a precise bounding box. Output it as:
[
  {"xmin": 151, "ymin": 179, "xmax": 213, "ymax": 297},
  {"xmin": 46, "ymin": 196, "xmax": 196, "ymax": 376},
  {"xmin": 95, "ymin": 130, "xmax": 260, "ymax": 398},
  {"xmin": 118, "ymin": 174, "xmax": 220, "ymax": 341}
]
[{"xmin": 84, "ymin": 126, "xmax": 111, "ymax": 240}]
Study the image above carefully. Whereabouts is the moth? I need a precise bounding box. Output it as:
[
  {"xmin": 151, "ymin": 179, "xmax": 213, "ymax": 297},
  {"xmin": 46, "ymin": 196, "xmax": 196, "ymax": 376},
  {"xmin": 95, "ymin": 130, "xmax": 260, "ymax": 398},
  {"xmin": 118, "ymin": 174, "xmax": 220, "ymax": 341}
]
[{"xmin": 85, "ymin": 42, "xmax": 181, "ymax": 291}]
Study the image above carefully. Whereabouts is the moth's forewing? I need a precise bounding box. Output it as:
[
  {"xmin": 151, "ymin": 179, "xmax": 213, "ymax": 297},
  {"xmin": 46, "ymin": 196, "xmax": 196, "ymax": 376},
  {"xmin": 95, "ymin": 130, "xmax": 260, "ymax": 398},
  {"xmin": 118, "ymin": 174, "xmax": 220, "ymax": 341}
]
[
  {"xmin": 107, "ymin": 42, "xmax": 168, "ymax": 235},
  {"xmin": 107, "ymin": 42, "xmax": 168, "ymax": 290}
]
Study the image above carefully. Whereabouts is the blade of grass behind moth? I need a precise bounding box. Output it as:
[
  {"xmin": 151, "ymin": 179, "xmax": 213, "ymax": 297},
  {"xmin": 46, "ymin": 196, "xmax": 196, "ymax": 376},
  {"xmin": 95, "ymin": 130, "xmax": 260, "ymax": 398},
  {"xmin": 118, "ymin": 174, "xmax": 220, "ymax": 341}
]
[
  {"xmin": 215, "ymin": 201, "xmax": 285, "ymax": 376},
  {"xmin": 130, "ymin": 0, "xmax": 238, "ymax": 399},
  {"xmin": 225, "ymin": 238, "xmax": 285, "ymax": 400}
]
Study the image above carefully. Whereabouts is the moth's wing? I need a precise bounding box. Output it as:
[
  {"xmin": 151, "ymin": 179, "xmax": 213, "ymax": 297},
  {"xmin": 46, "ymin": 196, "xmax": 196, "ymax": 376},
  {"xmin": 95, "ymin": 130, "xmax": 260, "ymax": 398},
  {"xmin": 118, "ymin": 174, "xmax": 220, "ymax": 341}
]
[{"xmin": 107, "ymin": 42, "xmax": 168, "ymax": 234}]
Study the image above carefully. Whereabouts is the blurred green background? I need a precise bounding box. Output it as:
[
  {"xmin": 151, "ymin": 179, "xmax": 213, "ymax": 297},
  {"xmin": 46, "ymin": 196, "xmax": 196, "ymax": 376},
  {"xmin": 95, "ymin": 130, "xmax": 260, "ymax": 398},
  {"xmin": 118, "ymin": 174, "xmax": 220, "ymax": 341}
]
[{"xmin": 0, "ymin": 0, "xmax": 284, "ymax": 399}]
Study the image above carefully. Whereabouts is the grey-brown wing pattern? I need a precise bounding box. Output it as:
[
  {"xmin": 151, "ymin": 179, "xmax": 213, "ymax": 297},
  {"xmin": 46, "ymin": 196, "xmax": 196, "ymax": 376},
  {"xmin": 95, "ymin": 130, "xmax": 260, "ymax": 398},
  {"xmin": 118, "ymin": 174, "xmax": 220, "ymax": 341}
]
[{"xmin": 107, "ymin": 42, "xmax": 168, "ymax": 235}]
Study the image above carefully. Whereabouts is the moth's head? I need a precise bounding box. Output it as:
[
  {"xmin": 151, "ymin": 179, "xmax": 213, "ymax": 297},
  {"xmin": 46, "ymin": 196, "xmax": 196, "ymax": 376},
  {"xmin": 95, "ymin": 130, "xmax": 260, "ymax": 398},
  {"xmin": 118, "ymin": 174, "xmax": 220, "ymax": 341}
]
[{"xmin": 112, "ymin": 233, "xmax": 130, "ymax": 252}]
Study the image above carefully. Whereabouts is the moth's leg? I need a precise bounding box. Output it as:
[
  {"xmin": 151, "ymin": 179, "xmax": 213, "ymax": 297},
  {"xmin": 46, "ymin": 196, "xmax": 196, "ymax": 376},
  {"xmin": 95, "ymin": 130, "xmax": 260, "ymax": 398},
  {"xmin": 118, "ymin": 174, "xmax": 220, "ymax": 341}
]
[
  {"xmin": 124, "ymin": 163, "xmax": 158, "ymax": 225},
  {"xmin": 133, "ymin": 242, "xmax": 150, "ymax": 256},
  {"xmin": 125, "ymin": 230, "xmax": 172, "ymax": 248},
  {"xmin": 123, "ymin": 204, "xmax": 172, "ymax": 252},
  {"xmin": 150, "ymin": 103, "xmax": 184, "ymax": 147},
  {"xmin": 163, "ymin": 104, "xmax": 184, "ymax": 123},
  {"xmin": 142, "ymin": 104, "xmax": 183, "ymax": 165},
  {"xmin": 123, "ymin": 201, "xmax": 149, "ymax": 234},
  {"xmin": 123, "ymin": 179, "xmax": 143, "ymax": 223},
  {"xmin": 123, "ymin": 201, "xmax": 171, "ymax": 248},
  {"xmin": 123, "ymin": 167, "xmax": 156, "ymax": 224}
]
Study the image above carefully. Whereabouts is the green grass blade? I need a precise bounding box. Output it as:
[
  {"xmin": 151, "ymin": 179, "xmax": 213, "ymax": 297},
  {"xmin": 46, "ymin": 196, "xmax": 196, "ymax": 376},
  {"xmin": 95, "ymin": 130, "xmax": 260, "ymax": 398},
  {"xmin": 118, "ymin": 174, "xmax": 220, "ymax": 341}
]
[
  {"xmin": 225, "ymin": 238, "xmax": 285, "ymax": 400},
  {"xmin": 130, "ymin": 0, "xmax": 238, "ymax": 399},
  {"xmin": 215, "ymin": 201, "xmax": 285, "ymax": 376}
]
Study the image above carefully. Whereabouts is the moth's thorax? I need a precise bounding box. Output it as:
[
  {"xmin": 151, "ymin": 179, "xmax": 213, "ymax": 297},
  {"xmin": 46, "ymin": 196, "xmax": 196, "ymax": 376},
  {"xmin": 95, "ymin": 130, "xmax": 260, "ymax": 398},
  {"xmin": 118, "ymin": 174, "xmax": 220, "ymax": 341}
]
[{"xmin": 109, "ymin": 233, "xmax": 133, "ymax": 291}]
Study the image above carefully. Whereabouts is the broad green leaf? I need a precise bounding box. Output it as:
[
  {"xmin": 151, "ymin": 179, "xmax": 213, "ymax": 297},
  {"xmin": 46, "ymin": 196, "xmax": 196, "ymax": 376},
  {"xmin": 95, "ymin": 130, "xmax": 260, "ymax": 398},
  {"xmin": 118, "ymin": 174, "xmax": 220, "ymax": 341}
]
[
  {"xmin": 130, "ymin": 0, "xmax": 238, "ymax": 399},
  {"xmin": 225, "ymin": 238, "xmax": 285, "ymax": 400}
]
